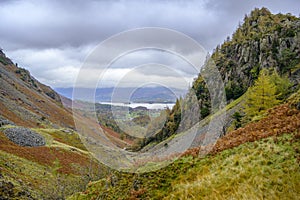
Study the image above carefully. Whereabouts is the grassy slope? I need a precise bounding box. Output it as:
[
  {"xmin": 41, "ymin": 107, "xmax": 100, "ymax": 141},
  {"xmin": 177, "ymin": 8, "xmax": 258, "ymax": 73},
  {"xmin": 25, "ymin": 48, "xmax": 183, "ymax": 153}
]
[
  {"xmin": 166, "ymin": 133, "xmax": 300, "ymax": 199},
  {"xmin": 0, "ymin": 60, "xmax": 127, "ymax": 198},
  {"xmin": 69, "ymin": 132, "xmax": 300, "ymax": 200},
  {"xmin": 69, "ymin": 92, "xmax": 300, "ymax": 200},
  {"xmin": 0, "ymin": 149, "xmax": 87, "ymax": 199},
  {"xmin": 0, "ymin": 127, "xmax": 107, "ymax": 199}
]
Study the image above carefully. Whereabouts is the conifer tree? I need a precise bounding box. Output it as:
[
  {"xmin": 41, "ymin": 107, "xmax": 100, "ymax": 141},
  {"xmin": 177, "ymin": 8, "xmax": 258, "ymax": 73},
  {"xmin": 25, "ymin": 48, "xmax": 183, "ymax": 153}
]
[
  {"xmin": 270, "ymin": 70, "xmax": 292, "ymax": 100},
  {"xmin": 244, "ymin": 69, "xmax": 280, "ymax": 119}
]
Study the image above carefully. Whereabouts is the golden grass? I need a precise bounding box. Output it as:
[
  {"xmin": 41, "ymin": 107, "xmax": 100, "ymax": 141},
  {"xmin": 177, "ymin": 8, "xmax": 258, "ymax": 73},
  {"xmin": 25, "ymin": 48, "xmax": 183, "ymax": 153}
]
[{"xmin": 165, "ymin": 133, "xmax": 300, "ymax": 200}]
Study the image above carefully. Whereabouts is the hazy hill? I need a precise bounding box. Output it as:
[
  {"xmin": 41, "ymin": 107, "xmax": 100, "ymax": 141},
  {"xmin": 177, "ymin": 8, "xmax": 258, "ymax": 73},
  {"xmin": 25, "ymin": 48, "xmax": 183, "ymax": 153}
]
[{"xmin": 56, "ymin": 87, "xmax": 186, "ymax": 103}]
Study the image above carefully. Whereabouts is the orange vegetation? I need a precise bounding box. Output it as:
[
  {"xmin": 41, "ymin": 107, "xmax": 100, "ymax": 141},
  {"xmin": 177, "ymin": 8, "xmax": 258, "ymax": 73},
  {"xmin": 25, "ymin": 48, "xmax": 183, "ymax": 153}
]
[
  {"xmin": 101, "ymin": 125, "xmax": 134, "ymax": 146},
  {"xmin": 0, "ymin": 132, "xmax": 94, "ymax": 174},
  {"xmin": 1, "ymin": 64, "xmax": 75, "ymax": 129},
  {"xmin": 0, "ymin": 101, "xmax": 34, "ymax": 127},
  {"xmin": 183, "ymin": 104, "xmax": 300, "ymax": 157}
]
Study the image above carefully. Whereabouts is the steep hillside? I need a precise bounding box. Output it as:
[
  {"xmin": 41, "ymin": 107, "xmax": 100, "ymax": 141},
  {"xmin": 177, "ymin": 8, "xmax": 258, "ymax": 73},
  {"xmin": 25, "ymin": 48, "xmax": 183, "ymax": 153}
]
[
  {"xmin": 143, "ymin": 8, "xmax": 300, "ymax": 147},
  {"xmin": 71, "ymin": 133, "xmax": 300, "ymax": 199},
  {"xmin": 0, "ymin": 50, "xmax": 113, "ymax": 199},
  {"xmin": 0, "ymin": 50, "xmax": 75, "ymax": 128},
  {"xmin": 196, "ymin": 7, "xmax": 300, "ymax": 117},
  {"xmin": 0, "ymin": 48, "xmax": 131, "ymax": 145}
]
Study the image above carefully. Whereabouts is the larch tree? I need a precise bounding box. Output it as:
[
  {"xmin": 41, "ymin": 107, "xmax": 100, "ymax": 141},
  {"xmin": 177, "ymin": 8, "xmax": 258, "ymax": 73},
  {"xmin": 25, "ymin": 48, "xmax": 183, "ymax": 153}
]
[{"xmin": 244, "ymin": 69, "xmax": 280, "ymax": 119}]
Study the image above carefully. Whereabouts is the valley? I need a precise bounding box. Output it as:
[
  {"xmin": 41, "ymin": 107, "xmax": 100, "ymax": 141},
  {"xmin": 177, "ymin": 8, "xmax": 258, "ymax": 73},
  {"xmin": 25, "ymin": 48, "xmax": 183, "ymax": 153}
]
[{"xmin": 0, "ymin": 4, "xmax": 300, "ymax": 200}]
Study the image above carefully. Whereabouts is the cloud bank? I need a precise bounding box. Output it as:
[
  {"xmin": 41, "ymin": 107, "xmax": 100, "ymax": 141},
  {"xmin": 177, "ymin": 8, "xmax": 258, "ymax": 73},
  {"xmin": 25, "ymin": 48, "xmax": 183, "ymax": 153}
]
[{"xmin": 1, "ymin": 0, "xmax": 299, "ymax": 88}]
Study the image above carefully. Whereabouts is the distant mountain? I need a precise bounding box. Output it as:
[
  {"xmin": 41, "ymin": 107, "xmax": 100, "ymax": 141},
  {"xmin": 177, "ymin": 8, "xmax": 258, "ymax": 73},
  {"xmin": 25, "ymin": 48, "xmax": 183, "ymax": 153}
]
[{"xmin": 55, "ymin": 86, "xmax": 186, "ymax": 103}]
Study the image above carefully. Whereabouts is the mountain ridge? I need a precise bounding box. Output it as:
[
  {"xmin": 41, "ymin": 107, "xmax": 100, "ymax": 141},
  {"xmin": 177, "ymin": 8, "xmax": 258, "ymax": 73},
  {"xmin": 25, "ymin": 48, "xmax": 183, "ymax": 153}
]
[
  {"xmin": 0, "ymin": 50, "xmax": 74, "ymax": 128},
  {"xmin": 55, "ymin": 86, "xmax": 186, "ymax": 103}
]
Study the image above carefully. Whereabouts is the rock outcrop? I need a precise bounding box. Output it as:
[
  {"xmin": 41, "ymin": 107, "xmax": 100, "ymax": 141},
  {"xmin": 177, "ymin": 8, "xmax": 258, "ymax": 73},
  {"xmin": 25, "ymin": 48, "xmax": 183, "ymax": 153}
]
[
  {"xmin": 155, "ymin": 8, "xmax": 300, "ymax": 143},
  {"xmin": 194, "ymin": 8, "xmax": 300, "ymax": 116},
  {"xmin": 0, "ymin": 116, "xmax": 15, "ymax": 127}
]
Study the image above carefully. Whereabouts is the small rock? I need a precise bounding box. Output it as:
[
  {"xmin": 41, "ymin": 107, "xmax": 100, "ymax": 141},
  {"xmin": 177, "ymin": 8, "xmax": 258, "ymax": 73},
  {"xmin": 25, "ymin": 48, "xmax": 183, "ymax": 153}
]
[
  {"xmin": 62, "ymin": 129, "xmax": 71, "ymax": 134},
  {"xmin": 0, "ymin": 116, "xmax": 15, "ymax": 127}
]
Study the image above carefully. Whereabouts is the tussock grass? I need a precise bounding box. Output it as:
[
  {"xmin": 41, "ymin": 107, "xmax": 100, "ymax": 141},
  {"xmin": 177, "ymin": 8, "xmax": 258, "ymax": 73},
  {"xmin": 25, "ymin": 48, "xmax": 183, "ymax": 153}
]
[
  {"xmin": 165, "ymin": 134, "xmax": 300, "ymax": 200},
  {"xmin": 0, "ymin": 149, "xmax": 98, "ymax": 199},
  {"xmin": 34, "ymin": 128, "xmax": 87, "ymax": 151},
  {"xmin": 0, "ymin": 127, "xmax": 108, "ymax": 199},
  {"xmin": 69, "ymin": 132, "xmax": 300, "ymax": 199}
]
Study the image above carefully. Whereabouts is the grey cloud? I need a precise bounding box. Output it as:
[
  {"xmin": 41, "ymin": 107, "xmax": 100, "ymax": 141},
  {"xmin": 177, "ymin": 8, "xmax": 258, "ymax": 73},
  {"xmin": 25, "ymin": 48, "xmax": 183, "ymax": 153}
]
[
  {"xmin": 1, "ymin": 0, "xmax": 299, "ymax": 88},
  {"xmin": 108, "ymin": 50, "xmax": 200, "ymax": 76},
  {"xmin": 1, "ymin": 0, "xmax": 299, "ymax": 51},
  {"xmin": 0, "ymin": 0, "xmax": 241, "ymax": 50}
]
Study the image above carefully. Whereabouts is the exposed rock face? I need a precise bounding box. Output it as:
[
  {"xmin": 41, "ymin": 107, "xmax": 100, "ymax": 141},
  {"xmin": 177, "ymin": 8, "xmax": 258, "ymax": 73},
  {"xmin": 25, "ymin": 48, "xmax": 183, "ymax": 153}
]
[
  {"xmin": 158, "ymin": 8, "xmax": 300, "ymax": 140},
  {"xmin": 215, "ymin": 13, "xmax": 300, "ymax": 93},
  {"xmin": 0, "ymin": 116, "xmax": 15, "ymax": 127},
  {"xmin": 193, "ymin": 8, "xmax": 300, "ymax": 117},
  {"xmin": 0, "ymin": 49, "xmax": 13, "ymax": 65},
  {"xmin": 3, "ymin": 127, "xmax": 46, "ymax": 147},
  {"xmin": 14, "ymin": 67, "xmax": 62, "ymax": 103}
]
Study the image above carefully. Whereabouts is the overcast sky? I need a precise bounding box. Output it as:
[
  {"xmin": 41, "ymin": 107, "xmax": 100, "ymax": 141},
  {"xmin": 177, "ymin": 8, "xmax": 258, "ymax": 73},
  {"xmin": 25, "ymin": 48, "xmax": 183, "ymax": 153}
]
[{"xmin": 1, "ymin": 0, "xmax": 299, "ymax": 89}]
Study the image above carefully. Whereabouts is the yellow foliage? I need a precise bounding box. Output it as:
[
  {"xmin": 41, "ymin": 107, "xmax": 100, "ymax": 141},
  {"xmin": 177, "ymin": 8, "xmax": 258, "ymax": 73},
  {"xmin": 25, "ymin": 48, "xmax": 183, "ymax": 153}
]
[{"xmin": 244, "ymin": 69, "xmax": 280, "ymax": 119}]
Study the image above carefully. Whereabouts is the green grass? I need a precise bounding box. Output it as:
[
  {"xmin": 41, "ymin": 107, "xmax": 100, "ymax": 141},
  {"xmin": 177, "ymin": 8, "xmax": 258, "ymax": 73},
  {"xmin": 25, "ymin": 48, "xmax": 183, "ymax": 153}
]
[
  {"xmin": 291, "ymin": 62, "xmax": 300, "ymax": 74},
  {"xmin": 166, "ymin": 133, "xmax": 300, "ymax": 199},
  {"xmin": 34, "ymin": 128, "xmax": 88, "ymax": 151},
  {"xmin": 0, "ymin": 150, "xmax": 46, "ymax": 199},
  {"xmin": 0, "ymin": 127, "xmax": 105, "ymax": 199},
  {"xmin": 69, "ymin": 132, "xmax": 300, "ymax": 199},
  {"xmin": 0, "ymin": 149, "xmax": 86, "ymax": 199}
]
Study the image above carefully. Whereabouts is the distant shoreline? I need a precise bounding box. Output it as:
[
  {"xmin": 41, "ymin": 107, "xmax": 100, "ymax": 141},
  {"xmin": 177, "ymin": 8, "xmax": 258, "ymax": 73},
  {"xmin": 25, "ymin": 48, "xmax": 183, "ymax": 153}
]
[{"xmin": 99, "ymin": 102, "xmax": 175, "ymax": 110}]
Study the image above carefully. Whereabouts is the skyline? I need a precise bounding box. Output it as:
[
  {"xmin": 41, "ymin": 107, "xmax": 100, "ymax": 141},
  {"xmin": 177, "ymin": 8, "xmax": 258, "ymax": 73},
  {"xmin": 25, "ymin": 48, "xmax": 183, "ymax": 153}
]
[{"xmin": 1, "ymin": 0, "xmax": 299, "ymax": 89}]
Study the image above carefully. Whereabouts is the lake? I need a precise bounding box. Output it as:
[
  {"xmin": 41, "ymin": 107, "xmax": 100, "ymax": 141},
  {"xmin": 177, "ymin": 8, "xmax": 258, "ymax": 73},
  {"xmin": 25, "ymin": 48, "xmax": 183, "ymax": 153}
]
[{"xmin": 99, "ymin": 102, "xmax": 175, "ymax": 110}]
